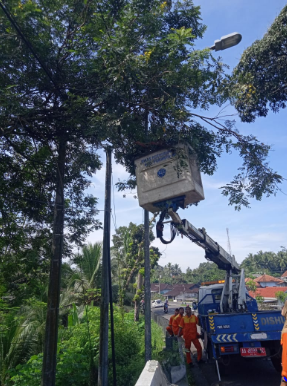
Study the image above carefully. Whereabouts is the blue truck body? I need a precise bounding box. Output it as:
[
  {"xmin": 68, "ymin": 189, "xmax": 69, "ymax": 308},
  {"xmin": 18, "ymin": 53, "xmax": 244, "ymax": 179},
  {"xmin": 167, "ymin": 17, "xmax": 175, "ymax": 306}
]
[{"xmin": 198, "ymin": 293, "xmax": 283, "ymax": 365}]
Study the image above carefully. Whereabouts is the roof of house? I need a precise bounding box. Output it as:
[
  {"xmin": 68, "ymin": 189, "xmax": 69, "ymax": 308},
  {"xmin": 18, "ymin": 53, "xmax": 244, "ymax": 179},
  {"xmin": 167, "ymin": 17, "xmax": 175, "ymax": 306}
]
[
  {"xmin": 151, "ymin": 283, "xmax": 159, "ymax": 291},
  {"xmin": 164, "ymin": 288, "xmax": 183, "ymax": 297},
  {"xmin": 281, "ymin": 270, "xmax": 287, "ymax": 278},
  {"xmin": 159, "ymin": 283, "xmax": 173, "ymax": 290},
  {"xmin": 165, "ymin": 286, "xmax": 199, "ymax": 297},
  {"xmin": 254, "ymin": 274, "xmax": 284, "ymax": 284},
  {"xmin": 151, "ymin": 283, "xmax": 199, "ymax": 294},
  {"xmin": 171, "ymin": 283, "xmax": 199, "ymax": 290},
  {"xmin": 249, "ymin": 286, "xmax": 287, "ymax": 299},
  {"xmin": 150, "ymin": 283, "xmax": 173, "ymax": 292}
]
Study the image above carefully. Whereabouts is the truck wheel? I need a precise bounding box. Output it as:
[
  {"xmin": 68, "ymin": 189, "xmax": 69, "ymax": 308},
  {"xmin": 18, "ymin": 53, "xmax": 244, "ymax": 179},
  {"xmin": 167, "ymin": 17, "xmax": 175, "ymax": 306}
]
[
  {"xmin": 271, "ymin": 355, "xmax": 282, "ymax": 373},
  {"xmin": 217, "ymin": 359, "xmax": 229, "ymax": 376},
  {"xmin": 206, "ymin": 340, "xmax": 213, "ymax": 361}
]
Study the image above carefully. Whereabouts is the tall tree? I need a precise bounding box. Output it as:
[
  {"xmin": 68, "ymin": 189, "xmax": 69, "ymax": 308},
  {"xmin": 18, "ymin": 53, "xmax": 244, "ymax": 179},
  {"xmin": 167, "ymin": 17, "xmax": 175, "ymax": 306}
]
[
  {"xmin": 111, "ymin": 222, "xmax": 160, "ymax": 316},
  {"xmin": 0, "ymin": 0, "xmax": 284, "ymax": 382}
]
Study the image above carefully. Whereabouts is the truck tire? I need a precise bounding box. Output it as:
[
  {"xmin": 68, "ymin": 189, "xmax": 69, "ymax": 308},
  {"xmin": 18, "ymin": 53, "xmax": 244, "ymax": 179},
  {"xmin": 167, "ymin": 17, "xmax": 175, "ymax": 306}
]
[
  {"xmin": 269, "ymin": 344, "xmax": 282, "ymax": 373},
  {"xmin": 271, "ymin": 355, "xmax": 282, "ymax": 373},
  {"xmin": 217, "ymin": 357, "xmax": 231, "ymax": 376},
  {"xmin": 206, "ymin": 339, "xmax": 213, "ymax": 361}
]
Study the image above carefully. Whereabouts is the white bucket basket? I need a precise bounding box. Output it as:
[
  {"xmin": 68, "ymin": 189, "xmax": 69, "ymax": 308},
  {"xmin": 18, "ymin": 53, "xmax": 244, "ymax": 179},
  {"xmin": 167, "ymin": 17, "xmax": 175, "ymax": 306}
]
[{"xmin": 134, "ymin": 144, "xmax": 204, "ymax": 213}]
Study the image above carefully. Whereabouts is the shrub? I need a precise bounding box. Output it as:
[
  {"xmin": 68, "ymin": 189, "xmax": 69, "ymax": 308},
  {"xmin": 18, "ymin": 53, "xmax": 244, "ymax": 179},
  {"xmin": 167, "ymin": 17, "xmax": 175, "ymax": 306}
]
[{"xmin": 9, "ymin": 307, "xmax": 163, "ymax": 386}]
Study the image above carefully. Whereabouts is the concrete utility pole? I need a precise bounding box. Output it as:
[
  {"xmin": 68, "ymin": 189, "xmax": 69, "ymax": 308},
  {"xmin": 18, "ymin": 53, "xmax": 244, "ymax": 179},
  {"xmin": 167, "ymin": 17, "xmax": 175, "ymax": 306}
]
[
  {"xmin": 98, "ymin": 147, "xmax": 112, "ymax": 386},
  {"xmin": 144, "ymin": 109, "xmax": 152, "ymax": 361}
]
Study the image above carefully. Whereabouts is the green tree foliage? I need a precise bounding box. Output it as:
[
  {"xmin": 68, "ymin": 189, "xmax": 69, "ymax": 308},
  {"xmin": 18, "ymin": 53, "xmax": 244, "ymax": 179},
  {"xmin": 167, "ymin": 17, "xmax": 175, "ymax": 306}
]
[
  {"xmin": 152, "ymin": 262, "xmax": 225, "ymax": 284},
  {"xmin": 185, "ymin": 262, "xmax": 225, "ymax": 283},
  {"xmin": 231, "ymin": 5, "xmax": 287, "ymax": 122},
  {"xmin": 152, "ymin": 263, "xmax": 185, "ymax": 284},
  {"xmin": 275, "ymin": 291, "xmax": 287, "ymax": 304},
  {"xmin": 8, "ymin": 307, "xmax": 164, "ymax": 386},
  {"xmin": 0, "ymin": 298, "xmax": 47, "ymax": 385},
  {"xmin": 71, "ymin": 243, "xmax": 102, "ymax": 292},
  {"xmin": 245, "ymin": 279, "xmax": 257, "ymax": 292},
  {"xmin": 240, "ymin": 248, "xmax": 287, "ymax": 276},
  {"xmin": 112, "ymin": 222, "xmax": 161, "ymax": 307}
]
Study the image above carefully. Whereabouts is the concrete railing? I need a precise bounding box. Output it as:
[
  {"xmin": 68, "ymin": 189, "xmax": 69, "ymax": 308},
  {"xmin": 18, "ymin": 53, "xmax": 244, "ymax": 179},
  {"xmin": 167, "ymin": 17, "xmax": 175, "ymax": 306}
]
[{"xmin": 135, "ymin": 360, "xmax": 170, "ymax": 386}]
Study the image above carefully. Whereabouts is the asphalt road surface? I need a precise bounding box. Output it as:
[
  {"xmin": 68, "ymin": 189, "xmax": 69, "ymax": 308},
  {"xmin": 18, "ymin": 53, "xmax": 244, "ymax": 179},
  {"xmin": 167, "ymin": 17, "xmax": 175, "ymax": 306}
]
[{"xmin": 152, "ymin": 304, "xmax": 281, "ymax": 386}]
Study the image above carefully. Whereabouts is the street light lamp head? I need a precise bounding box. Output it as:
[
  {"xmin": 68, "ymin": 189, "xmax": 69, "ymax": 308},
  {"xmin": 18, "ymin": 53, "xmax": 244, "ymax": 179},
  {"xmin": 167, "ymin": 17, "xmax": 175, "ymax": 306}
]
[{"xmin": 210, "ymin": 32, "xmax": 242, "ymax": 52}]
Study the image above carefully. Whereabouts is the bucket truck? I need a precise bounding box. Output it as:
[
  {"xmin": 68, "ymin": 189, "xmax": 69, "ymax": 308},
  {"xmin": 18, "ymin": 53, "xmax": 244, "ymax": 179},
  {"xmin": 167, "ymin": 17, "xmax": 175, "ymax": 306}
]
[
  {"xmin": 156, "ymin": 208, "xmax": 283, "ymax": 380},
  {"xmin": 134, "ymin": 146, "xmax": 284, "ymax": 380}
]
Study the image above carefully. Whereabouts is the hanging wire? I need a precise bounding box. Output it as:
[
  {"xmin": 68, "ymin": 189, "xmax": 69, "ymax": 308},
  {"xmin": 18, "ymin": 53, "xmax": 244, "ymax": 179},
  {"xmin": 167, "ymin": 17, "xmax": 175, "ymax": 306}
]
[
  {"xmin": 0, "ymin": 1, "xmax": 63, "ymax": 96},
  {"xmin": 111, "ymin": 174, "xmax": 117, "ymax": 231}
]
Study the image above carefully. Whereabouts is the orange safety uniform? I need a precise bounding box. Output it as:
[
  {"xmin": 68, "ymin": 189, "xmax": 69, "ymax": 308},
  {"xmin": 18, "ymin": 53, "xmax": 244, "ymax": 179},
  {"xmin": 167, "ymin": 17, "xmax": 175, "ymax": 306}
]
[
  {"xmin": 166, "ymin": 314, "xmax": 176, "ymax": 336},
  {"xmin": 282, "ymin": 333, "xmax": 287, "ymax": 381},
  {"xmin": 172, "ymin": 314, "xmax": 183, "ymax": 336},
  {"xmin": 179, "ymin": 314, "xmax": 202, "ymax": 364}
]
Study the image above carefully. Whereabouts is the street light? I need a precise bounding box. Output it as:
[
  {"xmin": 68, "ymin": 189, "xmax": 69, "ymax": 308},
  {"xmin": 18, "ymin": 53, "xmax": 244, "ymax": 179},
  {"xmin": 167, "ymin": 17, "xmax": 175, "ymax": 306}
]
[{"xmin": 210, "ymin": 32, "xmax": 242, "ymax": 51}]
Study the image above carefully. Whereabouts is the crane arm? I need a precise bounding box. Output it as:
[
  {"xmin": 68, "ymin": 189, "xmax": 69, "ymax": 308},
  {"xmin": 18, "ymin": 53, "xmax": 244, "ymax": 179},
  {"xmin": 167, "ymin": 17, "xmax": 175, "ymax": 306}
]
[{"xmin": 158, "ymin": 209, "xmax": 240, "ymax": 274}]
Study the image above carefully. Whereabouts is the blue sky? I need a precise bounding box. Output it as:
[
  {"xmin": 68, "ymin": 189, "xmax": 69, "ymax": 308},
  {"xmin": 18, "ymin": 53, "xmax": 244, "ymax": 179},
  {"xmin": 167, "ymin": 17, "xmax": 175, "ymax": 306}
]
[{"xmin": 87, "ymin": 0, "xmax": 287, "ymax": 272}]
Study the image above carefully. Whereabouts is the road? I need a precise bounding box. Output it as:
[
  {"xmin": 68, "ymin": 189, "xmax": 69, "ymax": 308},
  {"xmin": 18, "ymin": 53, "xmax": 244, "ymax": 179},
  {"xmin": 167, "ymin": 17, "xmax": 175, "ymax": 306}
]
[{"xmin": 152, "ymin": 304, "xmax": 281, "ymax": 386}]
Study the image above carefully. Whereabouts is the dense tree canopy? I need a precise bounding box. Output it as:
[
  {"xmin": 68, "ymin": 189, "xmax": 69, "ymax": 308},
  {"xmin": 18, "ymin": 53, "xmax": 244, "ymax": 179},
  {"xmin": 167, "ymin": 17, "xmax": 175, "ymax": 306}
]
[
  {"xmin": 240, "ymin": 248, "xmax": 287, "ymax": 277},
  {"xmin": 152, "ymin": 262, "xmax": 225, "ymax": 284},
  {"xmin": 231, "ymin": 5, "xmax": 287, "ymax": 122}
]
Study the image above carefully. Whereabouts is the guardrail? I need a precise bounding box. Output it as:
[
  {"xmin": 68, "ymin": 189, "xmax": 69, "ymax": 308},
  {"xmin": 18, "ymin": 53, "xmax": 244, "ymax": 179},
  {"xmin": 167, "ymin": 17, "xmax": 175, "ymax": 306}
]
[{"xmin": 135, "ymin": 360, "xmax": 169, "ymax": 386}]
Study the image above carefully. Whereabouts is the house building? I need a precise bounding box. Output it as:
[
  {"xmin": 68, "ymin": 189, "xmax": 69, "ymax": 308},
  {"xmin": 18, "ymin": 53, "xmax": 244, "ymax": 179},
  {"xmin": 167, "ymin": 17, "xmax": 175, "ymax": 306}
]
[
  {"xmin": 249, "ymin": 286, "xmax": 287, "ymax": 304},
  {"xmin": 164, "ymin": 284, "xmax": 199, "ymax": 302},
  {"xmin": 150, "ymin": 283, "xmax": 173, "ymax": 295},
  {"xmin": 281, "ymin": 270, "xmax": 287, "ymax": 283},
  {"xmin": 254, "ymin": 274, "xmax": 285, "ymax": 288}
]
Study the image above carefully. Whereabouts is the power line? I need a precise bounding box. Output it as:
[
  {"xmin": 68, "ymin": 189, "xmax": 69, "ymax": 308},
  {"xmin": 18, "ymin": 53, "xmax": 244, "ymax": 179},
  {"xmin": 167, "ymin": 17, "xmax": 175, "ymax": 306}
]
[
  {"xmin": 0, "ymin": 1, "xmax": 63, "ymax": 96},
  {"xmin": 111, "ymin": 174, "xmax": 117, "ymax": 231}
]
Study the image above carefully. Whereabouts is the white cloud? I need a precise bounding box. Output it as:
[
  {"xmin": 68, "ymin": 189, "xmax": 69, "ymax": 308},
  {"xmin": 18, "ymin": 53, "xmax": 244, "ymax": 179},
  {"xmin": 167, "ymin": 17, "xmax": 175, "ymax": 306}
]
[{"xmin": 201, "ymin": 177, "xmax": 227, "ymax": 191}]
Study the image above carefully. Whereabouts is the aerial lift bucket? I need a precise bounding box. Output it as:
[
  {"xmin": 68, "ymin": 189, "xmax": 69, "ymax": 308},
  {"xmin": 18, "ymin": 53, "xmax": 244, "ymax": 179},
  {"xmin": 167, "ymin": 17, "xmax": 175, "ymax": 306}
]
[{"xmin": 134, "ymin": 144, "xmax": 205, "ymax": 213}]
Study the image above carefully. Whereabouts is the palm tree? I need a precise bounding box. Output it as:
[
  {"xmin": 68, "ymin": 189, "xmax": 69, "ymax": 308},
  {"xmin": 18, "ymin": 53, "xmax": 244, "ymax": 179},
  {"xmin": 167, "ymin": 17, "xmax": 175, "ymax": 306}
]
[
  {"xmin": 111, "ymin": 229, "xmax": 133, "ymax": 308},
  {"xmin": 71, "ymin": 242, "xmax": 102, "ymax": 294},
  {"xmin": 0, "ymin": 299, "xmax": 46, "ymax": 385}
]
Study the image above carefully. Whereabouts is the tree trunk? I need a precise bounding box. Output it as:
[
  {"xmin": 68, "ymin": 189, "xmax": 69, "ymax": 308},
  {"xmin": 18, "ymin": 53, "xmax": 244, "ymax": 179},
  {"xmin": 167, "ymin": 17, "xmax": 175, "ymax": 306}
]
[
  {"xmin": 42, "ymin": 137, "xmax": 66, "ymax": 386},
  {"xmin": 134, "ymin": 272, "xmax": 144, "ymax": 322}
]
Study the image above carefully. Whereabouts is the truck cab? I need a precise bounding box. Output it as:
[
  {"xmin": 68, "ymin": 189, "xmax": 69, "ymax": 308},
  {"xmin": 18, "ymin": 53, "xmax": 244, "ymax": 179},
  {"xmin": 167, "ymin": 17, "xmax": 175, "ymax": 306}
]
[{"xmin": 198, "ymin": 282, "xmax": 258, "ymax": 315}]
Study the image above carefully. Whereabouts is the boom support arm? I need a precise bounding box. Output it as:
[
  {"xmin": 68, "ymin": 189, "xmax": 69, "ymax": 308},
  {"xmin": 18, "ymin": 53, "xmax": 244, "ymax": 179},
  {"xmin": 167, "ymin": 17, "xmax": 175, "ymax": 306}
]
[
  {"xmin": 156, "ymin": 209, "xmax": 247, "ymax": 312},
  {"xmin": 167, "ymin": 209, "xmax": 240, "ymax": 274}
]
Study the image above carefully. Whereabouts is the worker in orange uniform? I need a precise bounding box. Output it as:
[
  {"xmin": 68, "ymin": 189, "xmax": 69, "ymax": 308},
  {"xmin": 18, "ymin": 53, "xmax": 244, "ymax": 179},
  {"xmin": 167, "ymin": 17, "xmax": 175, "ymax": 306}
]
[
  {"xmin": 166, "ymin": 308, "xmax": 179, "ymax": 336},
  {"xmin": 178, "ymin": 305, "xmax": 203, "ymax": 368},
  {"xmin": 281, "ymin": 300, "xmax": 287, "ymax": 386},
  {"xmin": 172, "ymin": 307, "xmax": 184, "ymax": 336}
]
